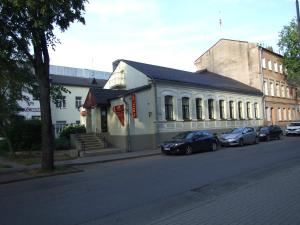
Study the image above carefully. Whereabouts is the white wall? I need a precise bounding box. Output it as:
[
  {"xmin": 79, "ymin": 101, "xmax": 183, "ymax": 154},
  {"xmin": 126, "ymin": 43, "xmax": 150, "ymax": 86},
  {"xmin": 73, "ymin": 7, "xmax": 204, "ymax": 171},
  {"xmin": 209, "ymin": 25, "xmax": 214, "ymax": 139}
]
[
  {"xmin": 107, "ymin": 87, "xmax": 155, "ymax": 136},
  {"xmin": 104, "ymin": 61, "xmax": 150, "ymax": 90},
  {"xmin": 156, "ymin": 83, "xmax": 264, "ymax": 133},
  {"xmin": 51, "ymin": 86, "xmax": 90, "ymax": 124}
]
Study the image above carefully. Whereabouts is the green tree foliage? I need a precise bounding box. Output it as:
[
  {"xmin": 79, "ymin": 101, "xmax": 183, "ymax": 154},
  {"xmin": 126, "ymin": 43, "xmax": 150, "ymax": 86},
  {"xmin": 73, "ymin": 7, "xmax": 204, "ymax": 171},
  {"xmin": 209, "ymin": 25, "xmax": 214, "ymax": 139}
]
[
  {"xmin": 0, "ymin": 44, "xmax": 34, "ymax": 156},
  {"xmin": 278, "ymin": 19, "xmax": 300, "ymax": 86},
  {"xmin": 0, "ymin": 0, "xmax": 87, "ymax": 170},
  {"xmin": 7, "ymin": 118, "xmax": 42, "ymax": 152}
]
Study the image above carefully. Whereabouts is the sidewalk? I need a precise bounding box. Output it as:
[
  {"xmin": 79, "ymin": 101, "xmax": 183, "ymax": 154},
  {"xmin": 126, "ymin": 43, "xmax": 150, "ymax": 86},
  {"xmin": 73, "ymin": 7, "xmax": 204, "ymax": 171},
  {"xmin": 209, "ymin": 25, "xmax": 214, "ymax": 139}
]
[
  {"xmin": 147, "ymin": 160, "xmax": 300, "ymax": 225},
  {"xmin": 0, "ymin": 149, "xmax": 161, "ymax": 184}
]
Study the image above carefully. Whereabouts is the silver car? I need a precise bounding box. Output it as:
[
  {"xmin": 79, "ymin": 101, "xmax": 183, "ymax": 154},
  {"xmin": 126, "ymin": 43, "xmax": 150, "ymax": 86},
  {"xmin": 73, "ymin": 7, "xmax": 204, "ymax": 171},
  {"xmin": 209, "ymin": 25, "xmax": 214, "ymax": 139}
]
[
  {"xmin": 220, "ymin": 127, "xmax": 259, "ymax": 146},
  {"xmin": 285, "ymin": 122, "xmax": 300, "ymax": 136}
]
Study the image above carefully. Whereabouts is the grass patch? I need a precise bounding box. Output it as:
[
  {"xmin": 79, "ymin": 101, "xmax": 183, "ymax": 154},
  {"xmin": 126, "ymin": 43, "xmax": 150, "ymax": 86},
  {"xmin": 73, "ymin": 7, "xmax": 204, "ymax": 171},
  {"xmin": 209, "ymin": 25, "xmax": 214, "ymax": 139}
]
[
  {"xmin": 23, "ymin": 165, "xmax": 81, "ymax": 177},
  {"xmin": 7, "ymin": 152, "xmax": 77, "ymax": 166},
  {"xmin": 0, "ymin": 163, "xmax": 12, "ymax": 169}
]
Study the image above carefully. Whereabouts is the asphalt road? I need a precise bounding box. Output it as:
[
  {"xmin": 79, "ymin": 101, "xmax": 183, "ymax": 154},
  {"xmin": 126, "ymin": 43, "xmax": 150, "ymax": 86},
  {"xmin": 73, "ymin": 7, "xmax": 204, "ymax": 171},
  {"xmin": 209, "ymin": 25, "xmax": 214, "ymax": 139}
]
[{"xmin": 0, "ymin": 136, "xmax": 300, "ymax": 225}]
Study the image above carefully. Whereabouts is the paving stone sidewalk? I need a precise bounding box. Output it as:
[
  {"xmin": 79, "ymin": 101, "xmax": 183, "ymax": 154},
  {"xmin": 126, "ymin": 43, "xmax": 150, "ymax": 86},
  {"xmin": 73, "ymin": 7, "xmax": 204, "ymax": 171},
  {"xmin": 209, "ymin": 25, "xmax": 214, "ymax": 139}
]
[{"xmin": 148, "ymin": 162, "xmax": 300, "ymax": 225}]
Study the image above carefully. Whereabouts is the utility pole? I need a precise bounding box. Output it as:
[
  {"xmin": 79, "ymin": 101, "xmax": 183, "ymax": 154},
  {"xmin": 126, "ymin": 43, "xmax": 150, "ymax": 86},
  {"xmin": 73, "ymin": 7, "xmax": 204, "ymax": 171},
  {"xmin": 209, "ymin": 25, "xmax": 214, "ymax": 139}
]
[{"xmin": 296, "ymin": 0, "xmax": 300, "ymax": 42}]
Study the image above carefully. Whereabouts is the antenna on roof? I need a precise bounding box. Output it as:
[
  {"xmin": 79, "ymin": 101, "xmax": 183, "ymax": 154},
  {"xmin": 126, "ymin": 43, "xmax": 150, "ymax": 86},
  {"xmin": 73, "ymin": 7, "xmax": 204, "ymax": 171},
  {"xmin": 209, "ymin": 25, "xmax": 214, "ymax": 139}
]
[{"xmin": 218, "ymin": 10, "xmax": 223, "ymax": 38}]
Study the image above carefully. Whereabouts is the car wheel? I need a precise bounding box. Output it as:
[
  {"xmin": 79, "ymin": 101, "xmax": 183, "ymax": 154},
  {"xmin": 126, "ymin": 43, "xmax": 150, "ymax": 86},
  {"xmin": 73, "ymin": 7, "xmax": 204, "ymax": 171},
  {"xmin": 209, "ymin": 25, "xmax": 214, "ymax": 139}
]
[
  {"xmin": 211, "ymin": 142, "xmax": 217, "ymax": 151},
  {"xmin": 239, "ymin": 139, "xmax": 244, "ymax": 147},
  {"xmin": 277, "ymin": 134, "xmax": 281, "ymax": 140},
  {"xmin": 266, "ymin": 135, "xmax": 270, "ymax": 141},
  {"xmin": 161, "ymin": 150, "xmax": 170, "ymax": 155},
  {"xmin": 185, "ymin": 145, "xmax": 193, "ymax": 155}
]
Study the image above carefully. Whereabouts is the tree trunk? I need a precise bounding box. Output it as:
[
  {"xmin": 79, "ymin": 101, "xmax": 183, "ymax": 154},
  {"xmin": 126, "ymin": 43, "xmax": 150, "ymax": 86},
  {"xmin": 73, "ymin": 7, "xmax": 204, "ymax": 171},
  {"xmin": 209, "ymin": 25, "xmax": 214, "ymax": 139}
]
[
  {"xmin": 33, "ymin": 32, "xmax": 54, "ymax": 171},
  {"xmin": 38, "ymin": 64, "xmax": 54, "ymax": 171}
]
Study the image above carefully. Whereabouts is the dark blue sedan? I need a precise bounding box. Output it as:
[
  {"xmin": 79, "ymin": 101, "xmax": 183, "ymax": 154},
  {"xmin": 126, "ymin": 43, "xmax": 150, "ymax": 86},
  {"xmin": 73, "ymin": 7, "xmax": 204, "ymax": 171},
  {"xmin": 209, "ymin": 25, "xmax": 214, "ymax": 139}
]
[{"xmin": 161, "ymin": 130, "xmax": 219, "ymax": 155}]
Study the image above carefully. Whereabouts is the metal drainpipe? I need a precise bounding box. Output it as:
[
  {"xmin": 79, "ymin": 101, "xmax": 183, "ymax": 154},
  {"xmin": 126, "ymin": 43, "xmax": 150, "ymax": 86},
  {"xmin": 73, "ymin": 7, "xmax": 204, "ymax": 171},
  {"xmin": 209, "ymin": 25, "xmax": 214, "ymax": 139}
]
[
  {"xmin": 123, "ymin": 97, "xmax": 131, "ymax": 152},
  {"xmin": 152, "ymin": 80, "xmax": 160, "ymax": 149},
  {"xmin": 259, "ymin": 46, "xmax": 266, "ymax": 125}
]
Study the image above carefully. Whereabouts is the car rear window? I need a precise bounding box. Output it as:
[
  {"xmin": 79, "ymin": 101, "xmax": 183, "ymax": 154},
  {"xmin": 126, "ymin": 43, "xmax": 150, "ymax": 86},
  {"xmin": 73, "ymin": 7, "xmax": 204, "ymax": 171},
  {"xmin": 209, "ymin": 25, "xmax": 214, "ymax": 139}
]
[{"xmin": 290, "ymin": 123, "xmax": 300, "ymax": 126}]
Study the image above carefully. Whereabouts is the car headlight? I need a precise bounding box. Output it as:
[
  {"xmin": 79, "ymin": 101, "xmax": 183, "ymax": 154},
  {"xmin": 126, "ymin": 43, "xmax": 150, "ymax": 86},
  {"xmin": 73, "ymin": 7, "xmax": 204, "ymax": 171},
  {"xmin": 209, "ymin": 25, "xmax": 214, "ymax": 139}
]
[
  {"xmin": 174, "ymin": 142, "xmax": 184, "ymax": 146},
  {"xmin": 227, "ymin": 138, "xmax": 237, "ymax": 142}
]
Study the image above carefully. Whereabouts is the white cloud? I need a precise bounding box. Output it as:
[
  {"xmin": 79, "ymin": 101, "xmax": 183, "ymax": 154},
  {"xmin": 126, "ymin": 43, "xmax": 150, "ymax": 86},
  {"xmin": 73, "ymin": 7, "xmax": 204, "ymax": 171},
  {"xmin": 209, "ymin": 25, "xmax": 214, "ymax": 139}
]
[{"xmin": 86, "ymin": 0, "xmax": 158, "ymax": 15}]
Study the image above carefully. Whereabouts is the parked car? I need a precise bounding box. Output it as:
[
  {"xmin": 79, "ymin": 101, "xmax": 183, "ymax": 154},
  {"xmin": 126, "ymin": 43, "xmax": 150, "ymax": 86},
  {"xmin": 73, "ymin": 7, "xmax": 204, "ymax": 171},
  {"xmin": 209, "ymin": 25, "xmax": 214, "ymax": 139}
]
[
  {"xmin": 220, "ymin": 127, "xmax": 258, "ymax": 146},
  {"xmin": 161, "ymin": 130, "xmax": 219, "ymax": 155},
  {"xmin": 258, "ymin": 125, "xmax": 283, "ymax": 141},
  {"xmin": 285, "ymin": 122, "xmax": 300, "ymax": 136}
]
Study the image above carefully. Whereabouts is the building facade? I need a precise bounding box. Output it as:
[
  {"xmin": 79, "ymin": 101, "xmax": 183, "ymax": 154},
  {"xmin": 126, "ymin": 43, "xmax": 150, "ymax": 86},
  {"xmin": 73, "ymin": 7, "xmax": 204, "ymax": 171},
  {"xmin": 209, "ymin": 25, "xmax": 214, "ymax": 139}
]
[
  {"xmin": 18, "ymin": 65, "xmax": 108, "ymax": 136},
  {"xmin": 84, "ymin": 60, "xmax": 263, "ymax": 151},
  {"xmin": 194, "ymin": 39, "xmax": 300, "ymax": 126}
]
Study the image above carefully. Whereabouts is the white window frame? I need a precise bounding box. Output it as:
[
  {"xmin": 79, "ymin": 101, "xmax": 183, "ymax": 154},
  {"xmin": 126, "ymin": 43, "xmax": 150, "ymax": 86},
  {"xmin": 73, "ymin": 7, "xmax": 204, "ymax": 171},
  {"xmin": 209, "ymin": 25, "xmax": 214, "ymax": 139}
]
[
  {"xmin": 262, "ymin": 58, "xmax": 266, "ymax": 69},
  {"xmin": 274, "ymin": 62, "xmax": 278, "ymax": 72},
  {"xmin": 268, "ymin": 60, "xmax": 272, "ymax": 70}
]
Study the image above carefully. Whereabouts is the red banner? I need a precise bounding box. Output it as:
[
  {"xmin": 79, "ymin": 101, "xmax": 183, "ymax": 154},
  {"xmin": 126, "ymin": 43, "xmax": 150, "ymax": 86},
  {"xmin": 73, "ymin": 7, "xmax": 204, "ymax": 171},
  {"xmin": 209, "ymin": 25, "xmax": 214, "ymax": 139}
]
[
  {"xmin": 113, "ymin": 105, "xmax": 125, "ymax": 126},
  {"xmin": 131, "ymin": 93, "xmax": 137, "ymax": 118}
]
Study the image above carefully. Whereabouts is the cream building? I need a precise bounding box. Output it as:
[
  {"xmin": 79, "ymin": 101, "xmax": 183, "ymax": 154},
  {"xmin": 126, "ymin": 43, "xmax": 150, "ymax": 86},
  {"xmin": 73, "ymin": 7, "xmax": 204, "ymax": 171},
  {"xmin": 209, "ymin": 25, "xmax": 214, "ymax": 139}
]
[
  {"xmin": 84, "ymin": 59, "xmax": 263, "ymax": 151},
  {"xmin": 194, "ymin": 39, "xmax": 300, "ymax": 126},
  {"xmin": 18, "ymin": 65, "xmax": 108, "ymax": 136}
]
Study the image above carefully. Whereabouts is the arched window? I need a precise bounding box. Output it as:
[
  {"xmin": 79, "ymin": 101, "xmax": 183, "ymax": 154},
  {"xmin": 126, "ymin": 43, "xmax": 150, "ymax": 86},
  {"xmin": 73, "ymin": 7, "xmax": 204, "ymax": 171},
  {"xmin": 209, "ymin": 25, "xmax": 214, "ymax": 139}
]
[
  {"xmin": 264, "ymin": 81, "xmax": 268, "ymax": 95},
  {"xmin": 270, "ymin": 82, "xmax": 274, "ymax": 96},
  {"xmin": 281, "ymin": 85, "xmax": 285, "ymax": 97},
  {"xmin": 278, "ymin": 108, "xmax": 282, "ymax": 121},
  {"xmin": 208, "ymin": 99, "xmax": 214, "ymax": 119},
  {"xmin": 238, "ymin": 101, "xmax": 243, "ymax": 119},
  {"xmin": 276, "ymin": 84, "xmax": 280, "ymax": 96},
  {"xmin": 182, "ymin": 97, "xmax": 190, "ymax": 120},
  {"xmin": 165, "ymin": 95, "xmax": 174, "ymax": 120},
  {"xmin": 195, "ymin": 98, "xmax": 203, "ymax": 120},
  {"xmin": 246, "ymin": 102, "xmax": 251, "ymax": 119},
  {"xmin": 229, "ymin": 101, "xmax": 234, "ymax": 119},
  {"xmin": 219, "ymin": 100, "xmax": 225, "ymax": 119},
  {"xmin": 254, "ymin": 103, "xmax": 259, "ymax": 119}
]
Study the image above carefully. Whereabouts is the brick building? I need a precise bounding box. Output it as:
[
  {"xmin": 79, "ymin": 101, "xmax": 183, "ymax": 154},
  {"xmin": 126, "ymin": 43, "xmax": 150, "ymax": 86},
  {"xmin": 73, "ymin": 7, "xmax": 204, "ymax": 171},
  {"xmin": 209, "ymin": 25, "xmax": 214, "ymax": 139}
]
[{"xmin": 194, "ymin": 39, "xmax": 300, "ymax": 126}]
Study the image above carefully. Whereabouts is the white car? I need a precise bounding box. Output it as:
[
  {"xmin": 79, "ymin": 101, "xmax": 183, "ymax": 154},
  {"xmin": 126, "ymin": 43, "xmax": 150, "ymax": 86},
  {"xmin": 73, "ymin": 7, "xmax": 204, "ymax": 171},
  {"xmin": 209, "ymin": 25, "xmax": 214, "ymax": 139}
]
[{"xmin": 285, "ymin": 122, "xmax": 300, "ymax": 136}]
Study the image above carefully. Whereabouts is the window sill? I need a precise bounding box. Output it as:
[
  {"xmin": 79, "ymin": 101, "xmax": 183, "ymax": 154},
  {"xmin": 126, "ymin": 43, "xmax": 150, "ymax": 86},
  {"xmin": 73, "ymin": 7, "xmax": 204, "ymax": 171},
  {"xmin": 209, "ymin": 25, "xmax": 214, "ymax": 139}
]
[{"xmin": 165, "ymin": 119, "xmax": 176, "ymax": 122}]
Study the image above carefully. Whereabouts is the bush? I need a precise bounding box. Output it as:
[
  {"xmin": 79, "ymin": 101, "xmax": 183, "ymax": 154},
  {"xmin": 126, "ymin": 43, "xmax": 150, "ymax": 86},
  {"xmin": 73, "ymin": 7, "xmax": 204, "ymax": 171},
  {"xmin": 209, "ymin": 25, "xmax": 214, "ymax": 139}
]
[
  {"xmin": 55, "ymin": 137, "xmax": 70, "ymax": 150},
  {"xmin": 59, "ymin": 124, "xmax": 86, "ymax": 139},
  {"xmin": 0, "ymin": 140, "xmax": 9, "ymax": 156},
  {"xmin": 7, "ymin": 118, "xmax": 42, "ymax": 152}
]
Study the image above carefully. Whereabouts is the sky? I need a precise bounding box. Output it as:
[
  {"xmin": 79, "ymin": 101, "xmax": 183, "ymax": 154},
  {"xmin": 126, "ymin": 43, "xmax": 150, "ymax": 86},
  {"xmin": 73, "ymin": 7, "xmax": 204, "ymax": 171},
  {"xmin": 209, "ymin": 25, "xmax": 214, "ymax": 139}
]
[{"xmin": 49, "ymin": 0, "xmax": 297, "ymax": 73}]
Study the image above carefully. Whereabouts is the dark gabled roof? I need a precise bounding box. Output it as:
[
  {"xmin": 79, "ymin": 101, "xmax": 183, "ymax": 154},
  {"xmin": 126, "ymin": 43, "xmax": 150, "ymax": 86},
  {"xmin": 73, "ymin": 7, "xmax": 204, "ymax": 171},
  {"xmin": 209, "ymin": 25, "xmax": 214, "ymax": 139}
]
[
  {"xmin": 50, "ymin": 74, "xmax": 107, "ymax": 88},
  {"xmin": 83, "ymin": 88, "xmax": 127, "ymax": 108},
  {"xmin": 83, "ymin": 85, "xmax": 151, "ymax": 108},
  {"xmin": 118, "ymin": 59, "xmax": 262, "ymax": 96}
]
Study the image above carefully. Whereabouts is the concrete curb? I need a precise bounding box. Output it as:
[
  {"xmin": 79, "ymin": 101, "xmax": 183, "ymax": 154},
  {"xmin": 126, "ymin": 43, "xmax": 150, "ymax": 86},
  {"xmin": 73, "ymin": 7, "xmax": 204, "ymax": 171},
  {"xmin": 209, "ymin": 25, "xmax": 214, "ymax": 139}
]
[
  {"xmin": 61, "ymin": 152, "xmax": 161, "ymax": 167},
  {"xmin": 0, "ymin": 151, "xmax": 161, "ymax": 185},
  {"xmin": 0, "ymin": 167, "xmax": 83, "ymax": 185}
]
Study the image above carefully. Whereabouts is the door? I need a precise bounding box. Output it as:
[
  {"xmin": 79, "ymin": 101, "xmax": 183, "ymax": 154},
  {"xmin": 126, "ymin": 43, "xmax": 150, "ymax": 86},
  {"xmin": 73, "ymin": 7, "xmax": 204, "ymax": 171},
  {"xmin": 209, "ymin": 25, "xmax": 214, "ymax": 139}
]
[{"xmin": 101, "ymin": 107, "xmax": 108, "ymax": 132}]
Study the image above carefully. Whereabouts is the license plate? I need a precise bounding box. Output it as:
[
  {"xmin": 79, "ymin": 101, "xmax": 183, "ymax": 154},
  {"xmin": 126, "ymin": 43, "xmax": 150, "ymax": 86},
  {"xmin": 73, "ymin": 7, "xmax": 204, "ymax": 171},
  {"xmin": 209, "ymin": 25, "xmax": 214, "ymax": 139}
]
[{"xmin": 164, "ymin": 147, "xmax": 170, "ymax": 150}]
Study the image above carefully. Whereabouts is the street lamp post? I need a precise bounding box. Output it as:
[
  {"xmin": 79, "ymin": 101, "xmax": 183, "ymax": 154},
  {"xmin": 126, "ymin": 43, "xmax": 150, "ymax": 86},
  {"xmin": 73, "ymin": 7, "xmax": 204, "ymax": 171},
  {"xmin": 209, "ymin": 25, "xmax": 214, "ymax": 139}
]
[{"xmin": 296, "ymin": 0, "xmax": 300, "ymax": 43}]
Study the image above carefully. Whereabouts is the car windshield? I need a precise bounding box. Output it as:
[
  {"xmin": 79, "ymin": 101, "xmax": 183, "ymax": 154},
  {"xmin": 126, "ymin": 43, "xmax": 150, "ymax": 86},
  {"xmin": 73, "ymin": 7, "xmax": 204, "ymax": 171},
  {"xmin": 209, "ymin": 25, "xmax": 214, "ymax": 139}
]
[
  {"xmin": 172, "ymin": 132, "xmax": 194, "ymax": 140},
  {"xmin": 229, "ymin": 128, "xmax": 244, "ymax": 134},
  {"xmin": 289, "ymin": 123, "xmax": 300, "ymax": 126},
  {"xmin": 260, "ymin": 127, "xmax": 269, "ymax": 131}
]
